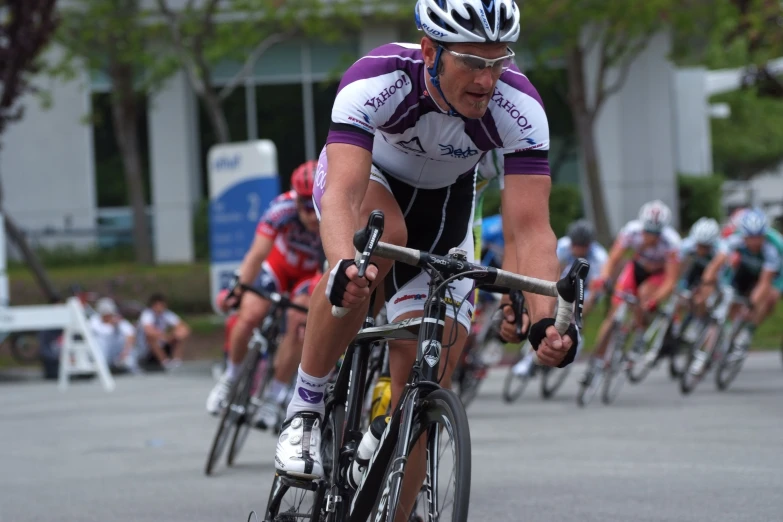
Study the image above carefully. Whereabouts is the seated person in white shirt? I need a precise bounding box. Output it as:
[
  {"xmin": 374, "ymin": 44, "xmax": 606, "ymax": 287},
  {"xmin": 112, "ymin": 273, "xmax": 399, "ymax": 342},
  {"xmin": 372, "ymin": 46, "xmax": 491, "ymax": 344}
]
[
  {"xmin": 136, "ymin": 293, "xmax": 191, "ymax": 370},
  {"xmin": 90, "ymin": 298, "xmax": 137, "ymax": 372}
]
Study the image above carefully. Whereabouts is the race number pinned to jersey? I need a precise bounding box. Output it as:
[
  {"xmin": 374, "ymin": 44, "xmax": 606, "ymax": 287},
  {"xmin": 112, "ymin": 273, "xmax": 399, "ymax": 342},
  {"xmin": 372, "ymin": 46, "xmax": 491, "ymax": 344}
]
[{"xmin": 208, "ymin": 140, "xmax": 280, "ymax": 314}]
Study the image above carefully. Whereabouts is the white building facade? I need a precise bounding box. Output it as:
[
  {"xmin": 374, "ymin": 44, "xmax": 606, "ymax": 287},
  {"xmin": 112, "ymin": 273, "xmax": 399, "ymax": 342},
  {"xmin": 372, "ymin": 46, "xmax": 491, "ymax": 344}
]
[{"xmin": 1, "ymin": 24, "xmax": 693, "ymax": 262}]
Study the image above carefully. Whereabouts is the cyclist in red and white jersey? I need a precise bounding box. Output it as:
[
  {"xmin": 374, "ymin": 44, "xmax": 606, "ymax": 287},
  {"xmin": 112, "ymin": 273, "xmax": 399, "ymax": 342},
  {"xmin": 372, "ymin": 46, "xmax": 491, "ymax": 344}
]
[
  {"xmin": 582, "ymin": 200, "xmax": 681, "ymax": 382},
  {"xmin": 206, "ymin": 161, "xmax": 323, "ymax": 430}
]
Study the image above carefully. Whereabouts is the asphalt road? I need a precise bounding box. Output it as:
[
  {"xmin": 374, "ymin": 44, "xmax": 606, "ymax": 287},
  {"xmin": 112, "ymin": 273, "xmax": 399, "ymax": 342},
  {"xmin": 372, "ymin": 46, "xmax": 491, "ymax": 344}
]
[{"xmin": 1, "ymin": 353, "xmax": 782, "ymax": 522}]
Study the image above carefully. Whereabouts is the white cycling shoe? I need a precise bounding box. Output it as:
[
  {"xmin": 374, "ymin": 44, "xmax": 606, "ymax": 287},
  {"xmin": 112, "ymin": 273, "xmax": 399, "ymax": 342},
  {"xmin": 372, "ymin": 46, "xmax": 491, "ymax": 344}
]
[
  {"xmin": 275, "ymin": 412, "xmax": 323, "ymax": 480},
  {"xmin": 206, "ymin": 373, "xmax": 234, "ymax": 415}
]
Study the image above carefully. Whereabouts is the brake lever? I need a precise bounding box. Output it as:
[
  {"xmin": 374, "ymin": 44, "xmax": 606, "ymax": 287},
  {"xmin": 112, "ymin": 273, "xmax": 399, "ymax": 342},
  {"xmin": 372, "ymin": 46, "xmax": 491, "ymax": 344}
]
[
  {"xmin": 332, "ymin": 210, "xmax": 385, "ymax": 319},
  {"xmin": 556, "ymin": 258, "xmax": 590, "ymax": 329},
  {"xmin": 510, "ymin": 290, "xmax": 525, "ymax": 338},
  {"xmin": 352, "ymin": 210, "xmax": 385, "ymax": 278}
]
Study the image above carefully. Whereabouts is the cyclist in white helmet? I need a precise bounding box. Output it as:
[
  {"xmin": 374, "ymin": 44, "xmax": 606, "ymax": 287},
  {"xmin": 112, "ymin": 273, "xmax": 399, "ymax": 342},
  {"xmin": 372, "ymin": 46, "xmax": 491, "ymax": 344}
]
[
  {"xmin": 581, "ymin": 200, "xmax": 681, "ymax": 385},
  {"xmin": 668, "ymin": 217, "xmax": 723, "ymax": 343},
  {"xmin": 273, "ymin": 0, "xmax": 580, "ymax": 502},
  {"xmin": 699, "ymin": 208, "xmax": 783, "ymax": 361}
]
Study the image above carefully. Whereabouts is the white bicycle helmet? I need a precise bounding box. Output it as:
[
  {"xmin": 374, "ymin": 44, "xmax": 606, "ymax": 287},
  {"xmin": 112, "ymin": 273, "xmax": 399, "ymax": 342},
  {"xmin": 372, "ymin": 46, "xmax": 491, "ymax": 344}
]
[
  {"xmin": 688, "ymin": 217, "xmax": 720, "ymax": 246},
  {"xmin": 415, "ymin": 0, "xmax": 521, "ymax": 43},
  {"xmin": 737, "ymin": 207, "xmax": 768, "ymax": 236},
  {"xmin": 638, "ymin": 200, "xmax": 671, "ymax": 233}
]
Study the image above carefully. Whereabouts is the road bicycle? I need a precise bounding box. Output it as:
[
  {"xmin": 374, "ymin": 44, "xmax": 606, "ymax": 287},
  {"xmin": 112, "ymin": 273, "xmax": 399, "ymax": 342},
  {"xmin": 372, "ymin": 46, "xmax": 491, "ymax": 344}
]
[
  {"xmin": 261, "ymin": 211, "xmax": 588, "ymax": 522},
  {"xmin": 205, "ymin": 285, "xmax": 308, "ymax": 476}
]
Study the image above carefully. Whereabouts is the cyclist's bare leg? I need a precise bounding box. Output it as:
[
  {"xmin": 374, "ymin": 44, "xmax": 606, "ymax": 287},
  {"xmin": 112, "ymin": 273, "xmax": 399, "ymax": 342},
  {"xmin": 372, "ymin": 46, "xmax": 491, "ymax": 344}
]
[
  {"xmin": 297, "ymin": 182, "xmax": 406, "ymax": 397},
  {"xmin": 273, "ymin": 293, "xmax": 311, "ymax": 384},
  {"xmin": 229, "ymin": 292, "xmax": 272, "ymax": 365},
  {"xmin": 634, "ymin": 280, "xmax": 657, "ymax": 330},
  {"xmin": 388, "ymin": 311, "xmax": 469, "ymax": 522}
]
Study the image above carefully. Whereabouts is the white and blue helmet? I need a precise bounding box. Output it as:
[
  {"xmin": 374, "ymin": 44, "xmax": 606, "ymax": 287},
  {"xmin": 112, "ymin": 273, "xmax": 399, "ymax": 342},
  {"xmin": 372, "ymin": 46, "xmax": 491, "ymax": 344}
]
[
  {"xmin": 689, "ymin": 217, "xmax": 720, "ymax": 246},
  {"xmin": 415, "ymin": 0, "xmax": 521, "ymax": 43},
  {"xmin": 738, "ymin": 208, "xmax": 768, "ymax": 237}
]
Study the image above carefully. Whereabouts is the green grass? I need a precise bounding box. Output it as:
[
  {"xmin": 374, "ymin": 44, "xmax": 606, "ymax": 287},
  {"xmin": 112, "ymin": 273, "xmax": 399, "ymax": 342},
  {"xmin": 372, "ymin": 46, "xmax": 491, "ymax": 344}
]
[{"xmin": 7, "ymin": 261, "xmax": 208, "ymax": 281}]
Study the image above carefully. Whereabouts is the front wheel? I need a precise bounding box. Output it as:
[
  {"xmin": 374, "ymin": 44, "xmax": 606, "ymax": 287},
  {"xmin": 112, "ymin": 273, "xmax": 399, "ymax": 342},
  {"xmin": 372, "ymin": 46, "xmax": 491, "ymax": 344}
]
[
  {"xmin": 715, "ymin": 328, "xmax": 747, "ymax": 391},
  {"xmin": 679, "ymin": 323, "xmax": 719, "ymax": 396},
  {"xmin": 502, "ymin": 344, "xmax": 533, "ymax": 404},
  {"xmin": 601, "ymin": 329, "xmax": 631, "ymax": 405},
  {"xmin": 540, "ymin": 364, "xmax": 571, "ymax": 399},
  {"xmin": 374, "ymin": 389, "xmax": 471, "ymax": 522},
  {"xmin": 227, "ymin": 352, "xmax": 272, "ymax": 466},
  {"xmin": 205, "ymin": 351, "xmax": 256, "ymax": 476}
]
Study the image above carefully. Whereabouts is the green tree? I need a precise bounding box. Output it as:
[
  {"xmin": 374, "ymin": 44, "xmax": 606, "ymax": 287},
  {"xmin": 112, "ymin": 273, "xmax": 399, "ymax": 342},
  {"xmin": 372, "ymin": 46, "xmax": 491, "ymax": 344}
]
[
  {"xmin": 155, "ymin": 0, "xmax": 411, "ymax": 145},
  {"xmin": 0, "ymin": 0, "xmax": 61, "ymax": 302},
  {"xmin": 55, "ymin": 0, "xmax": 178, "ymax": 264}
]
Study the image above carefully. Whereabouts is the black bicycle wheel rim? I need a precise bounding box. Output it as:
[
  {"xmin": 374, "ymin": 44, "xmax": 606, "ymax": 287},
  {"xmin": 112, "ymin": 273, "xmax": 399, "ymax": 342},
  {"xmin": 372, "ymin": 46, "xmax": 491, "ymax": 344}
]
[
  {"xmin": 601, "ymin": 329, "xmax": 629, "ymax": 405},
  {"xmin": 679, "ymin": 324, "xmax": 717, "ymax": 395},
  {"xmin": 205, "ymin": 360, "xmax": 250, "ymax": 476},
  {"xmin": 540, "ymin": 365, "xmax": 570, "ymax": 399},
  {"xmin": 10, "ymin": 333, "xmax": 40, "ymax": 363},
  {"xmin": 502, "ymin": 355, "xmax": 531, "ymax": 403},
  {"xmin": 715, "ymin": 333, "xmax": 746, "ymax": 391},
  {"xmin": 264, "ymin": 475, "xmax": 325, "ymax": 522},
  {"xmin": 371, "ymin": 388, "xmax": 471, "ymax": 522},
  {"xmin": 228, "ymin": 351, "xmax": 270, "ymax": 466}
]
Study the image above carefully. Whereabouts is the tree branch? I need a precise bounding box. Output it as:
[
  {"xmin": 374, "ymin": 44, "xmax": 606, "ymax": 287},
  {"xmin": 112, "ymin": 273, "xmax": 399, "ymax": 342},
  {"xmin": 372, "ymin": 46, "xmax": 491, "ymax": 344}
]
[
  {"xmin": 592, "ymin": 29, "xmax": 655, "ymax": 117},
  {"xmin": 218, "ymin": 31, "xmax": 291, "ymax": 101},
  {"xmin": 155, "ymin": 0, "xmax": 206, "ymax": 95}
]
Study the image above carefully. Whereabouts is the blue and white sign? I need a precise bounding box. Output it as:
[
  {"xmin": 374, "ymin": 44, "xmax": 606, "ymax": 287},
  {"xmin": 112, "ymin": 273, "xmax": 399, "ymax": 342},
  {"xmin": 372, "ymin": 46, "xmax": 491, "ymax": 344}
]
[{"xmin": 208, "ymin": 140, "xmax": 280, "ymax": 313}]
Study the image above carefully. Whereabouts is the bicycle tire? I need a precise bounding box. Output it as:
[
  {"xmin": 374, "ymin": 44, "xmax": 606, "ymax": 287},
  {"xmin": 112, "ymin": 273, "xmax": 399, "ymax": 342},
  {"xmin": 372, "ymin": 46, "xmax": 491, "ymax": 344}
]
[
  {"xmin": 540, "ymin": 364, "xmax": 571, "ymax": 399},
  {"xmin": 576, "ymin": 365, "xmax": 603, "ymax": 408},
  {"xmin": 626, "ymin": 317, "xmax": 670, "ymax": 384},
  {"xmin": 9, "ymin": 332, "xmax": 41, "ymax": 363},
  {"xmin": 679, "ymin": 323, "xmax": 719, "ymax": 396},
  {"xmin": 205, "ymin": 353, "xmax": 255, "ymax": 476},
  {"xmin": 227, "ymin": 351, "xmax": 272, "ymax": 466},
  {"xmin": 371, "ymin": 388, "xmax": 471, "ymax": 522},
  {"xmin": 601, "ymin": 329, "xmax": 631, "ymax": 405},
  {"xmin": 715, "ymin": 328, "xmax": 746, "ymax": 391}
]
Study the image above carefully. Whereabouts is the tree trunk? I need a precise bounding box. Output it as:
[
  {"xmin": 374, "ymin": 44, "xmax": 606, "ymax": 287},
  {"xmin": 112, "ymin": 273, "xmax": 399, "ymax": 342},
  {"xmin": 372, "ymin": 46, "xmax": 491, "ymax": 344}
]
[
  {"xmin": 202, "ymin": 87, "xmax": 231, "ymax": 143},
  {"xmin": 108, "ymin": 57, "xmax": 154, "ymax": 264},
  {"xmin": 566, "ymin": 46, "xmax": 613, "ymax": 246},
  {"xmin": 4, "ymin": 213, "xmax": 59, "ymax": 302}
]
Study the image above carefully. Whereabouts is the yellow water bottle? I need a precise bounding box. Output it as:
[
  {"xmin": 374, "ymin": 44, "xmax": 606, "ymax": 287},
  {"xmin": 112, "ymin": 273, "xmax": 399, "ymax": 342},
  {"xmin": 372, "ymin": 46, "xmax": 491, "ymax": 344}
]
[{"xmin": 370, "ymin": 376, "xmax": 391, "ymax": 420}]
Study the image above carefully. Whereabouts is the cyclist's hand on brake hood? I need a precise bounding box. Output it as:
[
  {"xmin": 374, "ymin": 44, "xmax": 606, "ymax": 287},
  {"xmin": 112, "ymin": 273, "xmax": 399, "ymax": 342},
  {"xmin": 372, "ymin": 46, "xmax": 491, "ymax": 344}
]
[
  {"xmin": 528, "ymin": 318, "xmax": 579, "ymax": 368},
  {"xmin": 326, "ymin": 259, "xmax": 378, "ymax": 309}
]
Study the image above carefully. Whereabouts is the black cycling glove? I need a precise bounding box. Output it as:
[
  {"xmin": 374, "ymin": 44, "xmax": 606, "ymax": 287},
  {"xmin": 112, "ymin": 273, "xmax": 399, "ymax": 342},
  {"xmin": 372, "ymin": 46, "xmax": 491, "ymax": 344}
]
[{"xmin": 528, "ymin": 318, "xmax": 580, "ymax": 368}]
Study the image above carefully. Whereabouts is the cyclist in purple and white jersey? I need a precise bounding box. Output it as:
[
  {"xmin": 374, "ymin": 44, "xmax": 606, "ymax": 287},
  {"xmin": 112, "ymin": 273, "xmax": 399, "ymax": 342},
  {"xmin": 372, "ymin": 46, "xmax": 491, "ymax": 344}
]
[{"xmin": 273, "ymin": 0, "xmax": 581, "ymax": 498}]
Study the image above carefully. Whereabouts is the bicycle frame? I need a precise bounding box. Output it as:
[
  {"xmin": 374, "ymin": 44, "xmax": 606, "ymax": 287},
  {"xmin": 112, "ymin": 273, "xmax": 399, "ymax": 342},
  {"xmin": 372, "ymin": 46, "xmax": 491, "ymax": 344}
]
[{"xmin": 320, "ymin": 273, "xmax": 453, "ymax": 522}]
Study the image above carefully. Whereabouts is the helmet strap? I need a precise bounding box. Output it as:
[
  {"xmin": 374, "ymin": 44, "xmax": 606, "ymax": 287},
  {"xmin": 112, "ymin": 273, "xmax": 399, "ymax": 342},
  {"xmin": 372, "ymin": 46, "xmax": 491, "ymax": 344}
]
[{"xmin": 427, "ymin": 46, "xmax": 462, "ymax": 118}]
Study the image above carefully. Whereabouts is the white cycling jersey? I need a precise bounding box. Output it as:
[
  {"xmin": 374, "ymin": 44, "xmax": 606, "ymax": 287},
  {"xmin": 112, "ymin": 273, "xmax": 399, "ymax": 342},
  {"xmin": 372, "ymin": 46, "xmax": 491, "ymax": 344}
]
[
  {"xmin": 326, "ymin": 42, "xmax": 551, "ymax": 189},
  {"xmin": 617, "ymin": 220, "xmax": 681, "ymax": 272},
  {"xmin": 556, "ymin": 237, "xmax": 608, "ymax": 283}
]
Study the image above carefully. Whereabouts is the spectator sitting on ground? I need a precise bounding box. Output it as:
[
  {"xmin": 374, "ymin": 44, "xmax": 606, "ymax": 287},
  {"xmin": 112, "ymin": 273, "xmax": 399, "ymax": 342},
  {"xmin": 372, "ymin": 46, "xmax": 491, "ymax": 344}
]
[
  {"xmin": 89, "ymin": 298, "xmax": 139, "ymax": 374},
  {"xmin": 136, "ymin": 293, "xmax": 190, "ymax": 371}
]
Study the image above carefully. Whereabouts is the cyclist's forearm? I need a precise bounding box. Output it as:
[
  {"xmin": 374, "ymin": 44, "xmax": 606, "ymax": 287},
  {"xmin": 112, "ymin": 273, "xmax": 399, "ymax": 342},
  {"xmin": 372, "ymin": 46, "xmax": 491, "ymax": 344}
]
[
  {"xmin": 513, "ymin": 227, "xmax": 559, "ymax": 323},
  {"xmin": 320, "ymin": 189, "xmax": 364, "ymax": 264},
  {"xmin": 601, "ymin": 243, "xmax": 625, "ymax": 280},
  {"xmin": 238, "ymin": 235, "xmax": 274, "ymax": 285}
]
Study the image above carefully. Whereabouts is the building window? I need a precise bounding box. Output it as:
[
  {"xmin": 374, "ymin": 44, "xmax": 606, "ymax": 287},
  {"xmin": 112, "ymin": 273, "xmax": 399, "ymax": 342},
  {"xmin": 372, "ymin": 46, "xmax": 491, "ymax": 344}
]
[
  {"xmin": 91, "ymin": 93, "xmax": 151, "ymax": 207},
  {"xmin": 255, "ymin": 83, "xmax": 306, "ymax": 190},
  {"xmin": 313, "ymin": 80, "xmax": 340, "ymax": 152},
  {"xmin": 196, "ymin": 86, "xmax": 249, "ymax": 197}
]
